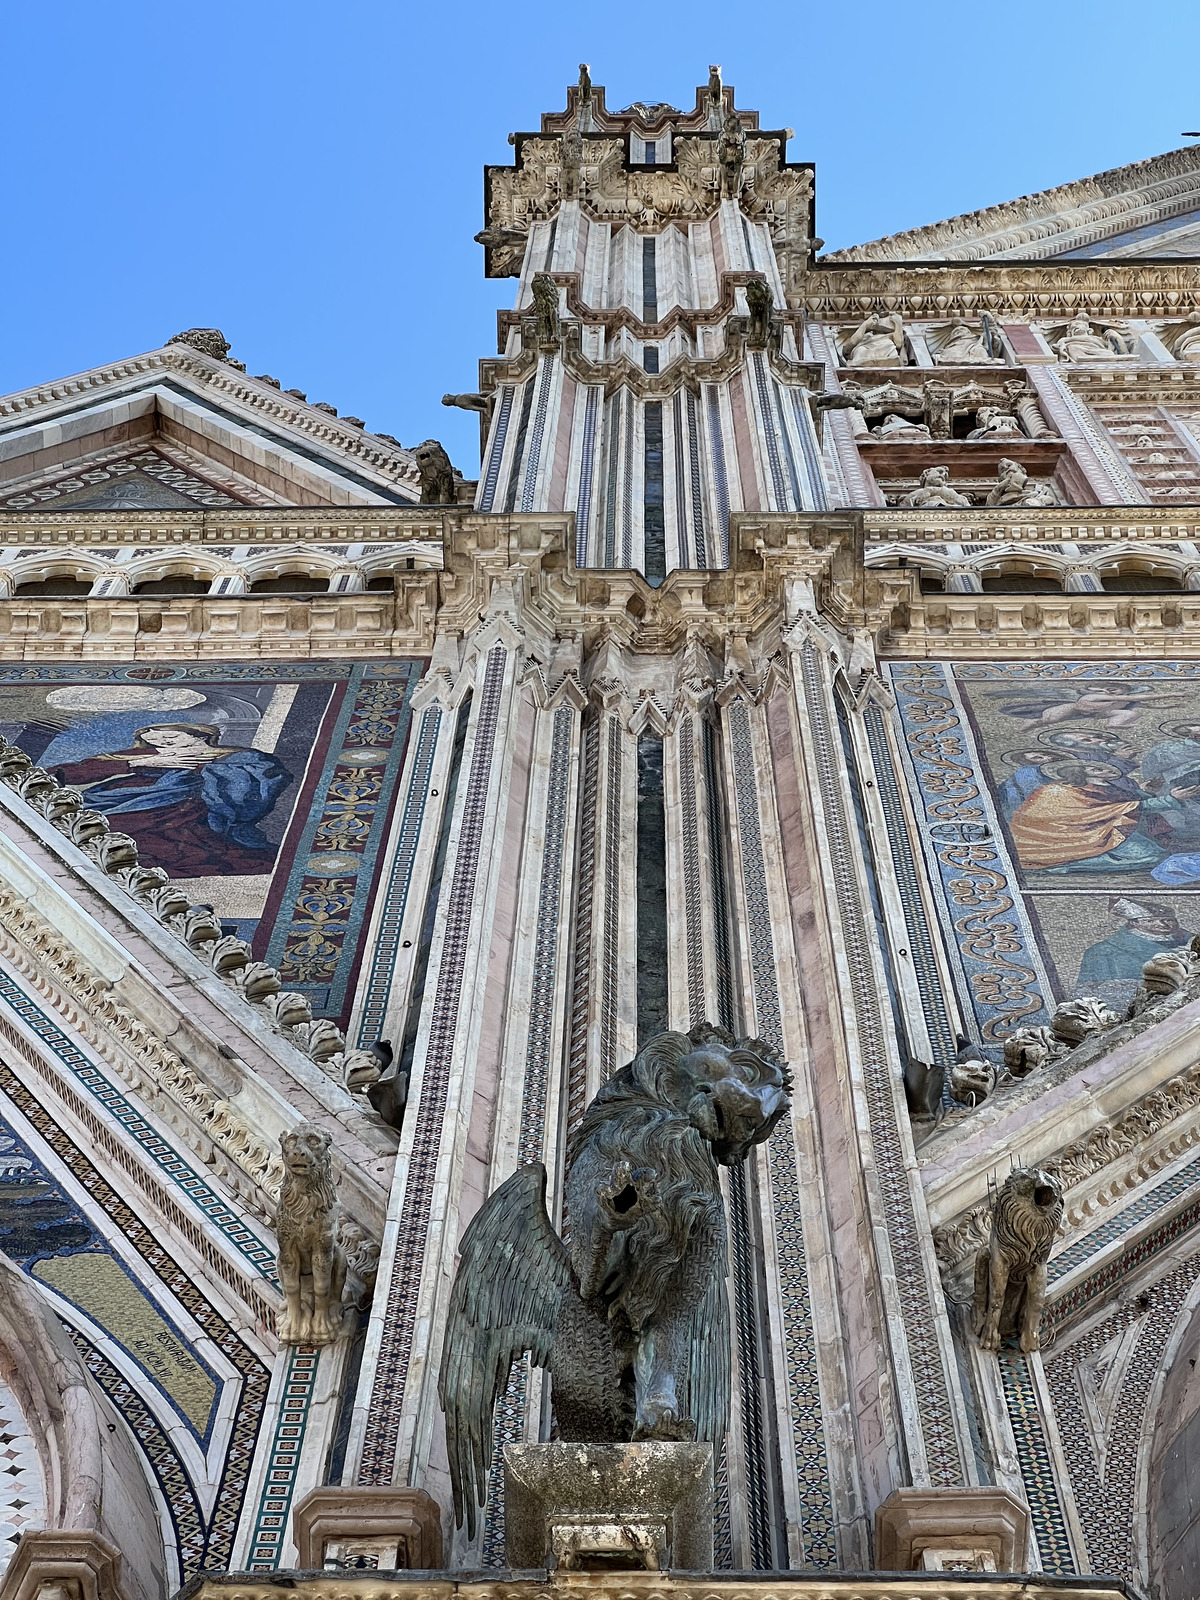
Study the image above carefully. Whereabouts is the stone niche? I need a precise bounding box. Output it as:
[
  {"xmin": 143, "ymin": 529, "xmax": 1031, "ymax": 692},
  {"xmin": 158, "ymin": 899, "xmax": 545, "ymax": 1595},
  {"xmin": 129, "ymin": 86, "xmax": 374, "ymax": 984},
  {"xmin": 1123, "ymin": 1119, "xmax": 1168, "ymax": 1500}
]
[{"xmin": 504, "ymin": 1442, "xmax": 714, "ymax": 1572}]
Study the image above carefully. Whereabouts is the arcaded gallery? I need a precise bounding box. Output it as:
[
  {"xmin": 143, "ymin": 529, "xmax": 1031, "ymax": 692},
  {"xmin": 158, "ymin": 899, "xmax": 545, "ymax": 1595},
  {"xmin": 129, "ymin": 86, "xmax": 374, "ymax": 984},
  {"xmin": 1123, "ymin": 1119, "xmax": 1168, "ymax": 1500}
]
[{"xmin": 1, "ymin": 64, "xmax": 1200, "ymax": 1600}]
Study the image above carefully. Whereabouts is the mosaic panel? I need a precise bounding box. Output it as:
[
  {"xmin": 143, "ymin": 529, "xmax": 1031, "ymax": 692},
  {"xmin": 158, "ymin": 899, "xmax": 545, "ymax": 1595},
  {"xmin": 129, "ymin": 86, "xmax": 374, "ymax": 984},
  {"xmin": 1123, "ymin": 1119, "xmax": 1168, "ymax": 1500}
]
[
  {"xmin": 0, "ymin": 661, "xmax": 422, "ymax": 1027},
  {"xmin": 889, "ymin": 662, "xmax": 1200, "ymax": 1047}
]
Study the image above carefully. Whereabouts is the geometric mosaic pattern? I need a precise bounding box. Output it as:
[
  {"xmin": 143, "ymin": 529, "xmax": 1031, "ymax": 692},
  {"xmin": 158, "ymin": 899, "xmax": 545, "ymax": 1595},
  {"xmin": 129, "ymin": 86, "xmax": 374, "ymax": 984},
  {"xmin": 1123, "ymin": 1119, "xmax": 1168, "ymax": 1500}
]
[
  {"xmin": 247, "ymin": 1347, "xmax": 320, "ymax": 1571},
  {"xmin": 0, "ymin": 1378, "xmax": 44, "ymax": 1573},
  {"xmin": 998, "ymin": 1352, "xmax": 1076, "ymax": 1574}
]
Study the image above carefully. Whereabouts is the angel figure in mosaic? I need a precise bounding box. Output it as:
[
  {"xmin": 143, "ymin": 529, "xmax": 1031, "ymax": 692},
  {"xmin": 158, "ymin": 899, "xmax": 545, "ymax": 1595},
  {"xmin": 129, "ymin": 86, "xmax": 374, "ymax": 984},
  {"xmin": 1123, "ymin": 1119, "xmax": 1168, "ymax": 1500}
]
[
  {"xmin": 995, "ymin": 683, "xmax": 1184, "ymax": 729},
  {"xmin": 52, "ymin": 721, "xmax": 290, "ymax": 877}
]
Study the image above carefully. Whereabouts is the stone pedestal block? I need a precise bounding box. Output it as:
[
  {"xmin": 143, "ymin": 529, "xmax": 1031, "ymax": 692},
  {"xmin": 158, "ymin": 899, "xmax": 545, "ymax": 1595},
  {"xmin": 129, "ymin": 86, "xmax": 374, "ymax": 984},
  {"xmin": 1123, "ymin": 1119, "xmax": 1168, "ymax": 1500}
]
[
  {"xmin": 292, "ymin": 1486, "xmax": 443, "ymax": 1571},
  {"xmin": 874, "ymin": 1486, "xmax": 1029, "ymax": 1571},
  {"xmin": 504, "ymin": 1442, "xmax": 714, "ymax": 1571}
]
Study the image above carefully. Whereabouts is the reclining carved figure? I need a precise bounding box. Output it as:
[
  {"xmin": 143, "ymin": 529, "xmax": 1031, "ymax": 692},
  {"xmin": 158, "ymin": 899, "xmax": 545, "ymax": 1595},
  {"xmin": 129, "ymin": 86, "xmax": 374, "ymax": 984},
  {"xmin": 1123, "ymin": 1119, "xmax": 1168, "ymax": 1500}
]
[{"xmin": 438, "ymin": 1024, "xmax": 791, "ymax": 1536}]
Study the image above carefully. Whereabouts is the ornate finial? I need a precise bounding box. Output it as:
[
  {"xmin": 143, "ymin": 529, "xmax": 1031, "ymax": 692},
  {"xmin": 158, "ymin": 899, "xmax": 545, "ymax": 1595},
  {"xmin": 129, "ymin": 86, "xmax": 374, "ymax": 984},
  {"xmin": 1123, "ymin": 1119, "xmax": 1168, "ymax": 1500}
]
[
  {"xmin": 166, "ymin": 327, "xmax": 231, "ymax": 361},
  {"xmin": 708, "ymin": 64, "xmax": 723, "ymax": 109},
  {"xmin": 578, "ymin": 63, "xmax": 592, "ymax": 101}
]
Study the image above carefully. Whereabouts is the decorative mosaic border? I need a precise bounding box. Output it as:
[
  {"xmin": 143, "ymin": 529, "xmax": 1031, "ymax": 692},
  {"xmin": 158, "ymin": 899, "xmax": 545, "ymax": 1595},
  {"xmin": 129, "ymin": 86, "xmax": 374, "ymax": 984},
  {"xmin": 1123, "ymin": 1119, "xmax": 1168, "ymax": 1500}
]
[
  {"xmin": 862, "ymin": 703, "xmax": 958, "ymax": 1068},
  {"xmin": 887, "ymin": 662, "xmax": 1056, "ymax": 1043},
  {"xmin": 997, "ymin": 1353, "xmax": 1075, "ymax": 1574},
  {"xmin": 565, "ymin": 711, "xmax": 599, "ymax": 1134},
  {"xmin": 246, "ymin": 1347, "xmax": 320, "ymax": 1570},
  {"xmin": 264, "ymin": 664, "xmax": 422, "ymax": 1022},
  {"xmin": 0, "ymin": 1060, "xmax": 270, "ymax": 1575},
  {"xmin": 357, "ymin": 645, "xmax": 508, "ymax": 1482},
  {"xmin": 801, "ymin": 648, "xmax": 965, "ymax": 1487},
  {"xmin": 0, "ymin": 969, "xmax": 276, "ymax": 1287},
  {"xmin": 355, "ymin": 706, "xmax": 442, "ymax": 1048},
  {"xmin": 599, "ymin": 716, "xmax": 623, "ymax": 1081},
  {"xmin": 726, "ymin": 697, "xmax": 837, "ymax": 1566}
]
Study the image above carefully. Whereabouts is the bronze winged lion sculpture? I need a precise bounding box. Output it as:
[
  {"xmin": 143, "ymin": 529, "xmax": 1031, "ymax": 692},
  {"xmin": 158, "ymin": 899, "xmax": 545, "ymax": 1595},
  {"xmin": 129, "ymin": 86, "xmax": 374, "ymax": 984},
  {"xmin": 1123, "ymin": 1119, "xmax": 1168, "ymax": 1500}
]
[{"xmin": 438, "ymin": 1023, "xmax": 791, "ymax": 1536}]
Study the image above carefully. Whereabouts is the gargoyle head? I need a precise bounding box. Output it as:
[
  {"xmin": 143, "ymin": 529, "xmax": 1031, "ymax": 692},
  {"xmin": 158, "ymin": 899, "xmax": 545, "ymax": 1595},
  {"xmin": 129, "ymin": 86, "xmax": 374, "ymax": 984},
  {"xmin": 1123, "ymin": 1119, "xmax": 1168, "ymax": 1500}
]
[
  {"xmin": 652, "ymin": 1025, "xmax": 791, "ymax": 1165},
  {"xmin": 280, "ymin": 1124, "xmax": 333, "ymax": 1182}
]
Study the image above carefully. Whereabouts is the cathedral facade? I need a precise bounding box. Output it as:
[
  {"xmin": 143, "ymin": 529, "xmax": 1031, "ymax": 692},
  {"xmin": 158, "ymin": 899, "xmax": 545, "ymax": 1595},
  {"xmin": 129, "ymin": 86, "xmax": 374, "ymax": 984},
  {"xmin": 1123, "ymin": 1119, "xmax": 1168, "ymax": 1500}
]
[{"xmin": 0, "ymin": 67, "xmax": 1199, "ymax": 1600}]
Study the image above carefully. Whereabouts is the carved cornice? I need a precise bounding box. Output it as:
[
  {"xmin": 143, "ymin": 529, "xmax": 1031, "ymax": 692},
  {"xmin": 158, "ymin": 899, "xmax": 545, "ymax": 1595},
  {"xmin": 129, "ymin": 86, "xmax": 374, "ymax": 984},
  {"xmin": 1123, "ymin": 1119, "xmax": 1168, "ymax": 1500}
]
[
  {"xmin": 433, "ymin": 511, "xmax": 857, "ymax": 655},
  {"xmin": 932, "ymin": 1058, "xmax": 1200, "ymax": 1280},
  {"xmin": 864, "ymin": 505, "xmax": 1200, "ymax": 543},
  {"xmin": 482, "ymin": 132, "xmax": 814, "ymax": 283},
  {"xmin": 0, "ymin": 346, "xmax": 423, "ymax": 496},
  {"xmin": 1063, "ymin": 364, "xmax": 1200, "ymax": 402},
  {"xmin": 823, "ymin": 145, "xmax": 1200, "ymax": 263},
  {"xmin": 180, "ymin": 1573, "xmax": 1131, "ymax": 1600},
  {"xmin": 0, "ymin": 885, "xmax": 286, "ymax": 1220},
  {"xmin": 496, "ymin": 270, "xmax": 807, "ymax": 345},
  {"xmin": 480, "ymin": 325, "xmax": 822, "ymax": 401},
  {"xmin": 799, "ymin": 262, "xmax": 1200, "ymax": 319},
  {"xmin": 0, "ymin": 506, "xmax": 448, "ymax": 546}
]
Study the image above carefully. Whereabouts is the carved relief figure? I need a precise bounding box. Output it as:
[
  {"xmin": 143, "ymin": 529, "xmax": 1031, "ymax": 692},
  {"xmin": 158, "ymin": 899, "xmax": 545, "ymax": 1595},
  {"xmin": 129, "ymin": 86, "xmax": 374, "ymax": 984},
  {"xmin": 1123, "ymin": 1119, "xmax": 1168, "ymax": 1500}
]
[
  {"xmin": 718, "ymin": 110, "xmax": 745, "ymax": 199},
  {"xmin": 967, "ymin": 406, "xmax": 1023, "ymax": 441},
  {"xmin": 934, "ymin": 319, "xmax": 1003, "ymax": 366},
  {"xmin": 901, "ymin": 465, "xmax": 973, "ymax": 507},
  {"xmin": 275, "ymin": 1125, "xmax": 347, "ymax": 1346},
  {"xmin": 744, "ymin": 277, "xmax": 773, "ymax": 348},
  {"xmin": 438, "ymin": 1024, "xmax": 790, "ymax": 1535},
  {"xmin": 1172, "ymin": 312, "xmax": 1200, "ymax": 362},
  {"xmin": 871, "ymin": 413, "xmax": 932, "ymax": 440},
  {"xmin": 842, "ymin": 312, "xmax": 907, "ymax": 367},
  {"xmin": 985, "ymin": 458, "xmax": 1057, "ymax": 508},
  {"xmin": 973, "ymin": 1167, "xmax": 1064, "ymax": 1352},
  {"xmin": 531, "ymin": 273, "xmax": 560, "ymax": 347},
  {"xmin": 1052, "ymin": 314, "xmax": 1135, "ymax": 362}
]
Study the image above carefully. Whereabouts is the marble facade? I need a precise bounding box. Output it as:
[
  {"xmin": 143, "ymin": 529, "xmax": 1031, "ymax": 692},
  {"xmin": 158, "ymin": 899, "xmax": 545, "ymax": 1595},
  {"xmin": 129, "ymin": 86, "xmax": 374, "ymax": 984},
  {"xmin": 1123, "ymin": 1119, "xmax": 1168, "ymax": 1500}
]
[{"xmin": 2, "ymin": 66, "xmax": 1200, "ymax": 1600}]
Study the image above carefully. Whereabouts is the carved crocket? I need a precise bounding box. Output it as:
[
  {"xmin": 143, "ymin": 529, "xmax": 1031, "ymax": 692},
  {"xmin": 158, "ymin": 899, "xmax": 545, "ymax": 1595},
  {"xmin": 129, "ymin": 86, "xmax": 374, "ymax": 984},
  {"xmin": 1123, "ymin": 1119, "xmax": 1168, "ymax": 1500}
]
[{"xmin": 437, "ymin": 1024, "xmax": 791, "ymax": 1536}]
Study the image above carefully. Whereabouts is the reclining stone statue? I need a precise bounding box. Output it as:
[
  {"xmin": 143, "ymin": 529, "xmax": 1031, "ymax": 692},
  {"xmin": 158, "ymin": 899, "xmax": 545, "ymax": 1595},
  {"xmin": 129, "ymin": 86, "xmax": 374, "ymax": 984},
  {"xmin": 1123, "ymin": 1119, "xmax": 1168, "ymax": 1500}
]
[{"xmin": 437, "ymin": 1023, "xmax": 791, "ymax": 1536}]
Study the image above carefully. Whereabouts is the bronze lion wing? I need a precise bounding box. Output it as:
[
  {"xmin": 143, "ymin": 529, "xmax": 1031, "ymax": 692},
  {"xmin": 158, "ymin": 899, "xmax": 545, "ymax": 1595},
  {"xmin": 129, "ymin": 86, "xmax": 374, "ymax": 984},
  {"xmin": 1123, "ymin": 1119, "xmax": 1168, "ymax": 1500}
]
[{"xmin": 437, "ymin": 1162, "xmax": 574, "ymax": 1537}]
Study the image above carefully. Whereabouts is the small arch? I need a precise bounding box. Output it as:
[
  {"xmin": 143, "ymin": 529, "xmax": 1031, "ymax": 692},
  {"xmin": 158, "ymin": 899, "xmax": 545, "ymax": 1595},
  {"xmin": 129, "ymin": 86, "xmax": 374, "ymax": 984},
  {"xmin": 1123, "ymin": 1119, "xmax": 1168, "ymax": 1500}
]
[
  {"xmin": 978, "ymin": 563, "xmax": 1062, "ymax": 595},
  {"xmin": 14, "ymin": 575, "xmax": 94, "ymax": 597},
  {"xmin": 248, "ymin": 572, "xmax": 331, "ymax": 595},
  {"xmin": 133, "ymin": 576, "xmax": 212, "ymax": 596},
  {"xmin": 1099, "ymin": 564, "xmax": 1183, "ymax": 594}
]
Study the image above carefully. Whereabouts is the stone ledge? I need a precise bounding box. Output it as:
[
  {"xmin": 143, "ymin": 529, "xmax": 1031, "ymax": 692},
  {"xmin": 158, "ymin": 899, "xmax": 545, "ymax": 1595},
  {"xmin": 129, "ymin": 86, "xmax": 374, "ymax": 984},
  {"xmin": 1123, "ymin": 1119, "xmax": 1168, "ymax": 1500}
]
[{"xmin": 175, "ymin": 1571, "xmax": 1137, "ymax": 1600}]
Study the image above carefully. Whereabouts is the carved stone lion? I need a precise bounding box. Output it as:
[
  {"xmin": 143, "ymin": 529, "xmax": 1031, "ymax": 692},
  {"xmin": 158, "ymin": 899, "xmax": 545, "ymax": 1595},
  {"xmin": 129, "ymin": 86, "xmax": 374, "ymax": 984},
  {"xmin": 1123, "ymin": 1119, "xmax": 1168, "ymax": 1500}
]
[
  {"xmin": 275, "ymin": 1125, "xmax": 347, "ymax": 1345},
  {"xmin": 438, "ymin": 1023, "xmax": 791, "ymax": 1536},
  {"xmin": 413, "ymin": 439, "xmax": 457, "ymax": 505},
  {"xmin": 973, "ymin": 1167, "xmax": 1064, "ymax": 1353}
]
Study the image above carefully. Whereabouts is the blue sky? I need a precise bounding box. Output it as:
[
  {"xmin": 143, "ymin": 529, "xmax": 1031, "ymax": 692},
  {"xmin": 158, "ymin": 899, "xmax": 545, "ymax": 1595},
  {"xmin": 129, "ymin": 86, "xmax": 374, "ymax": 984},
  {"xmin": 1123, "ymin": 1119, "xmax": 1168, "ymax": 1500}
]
[{"xmin": 5, "ymin": 0, "xmax": 1200, "ymax": 475}]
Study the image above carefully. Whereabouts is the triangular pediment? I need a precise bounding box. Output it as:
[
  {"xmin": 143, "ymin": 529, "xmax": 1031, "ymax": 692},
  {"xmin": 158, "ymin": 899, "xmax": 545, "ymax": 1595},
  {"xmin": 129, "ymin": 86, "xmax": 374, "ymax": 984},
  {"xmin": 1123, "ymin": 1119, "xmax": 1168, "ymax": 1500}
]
[
  {"xmin": 0, "ymin": 333, "xmax": 427, "ymax": 511},
  {"xmin": 825, "ymin": 144, "xmax": 1200, "ymax": 263}
]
